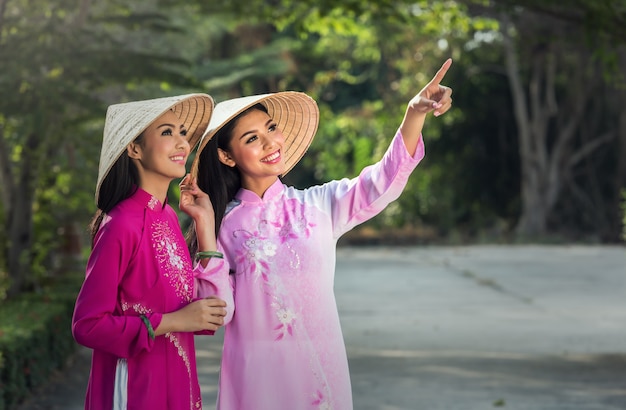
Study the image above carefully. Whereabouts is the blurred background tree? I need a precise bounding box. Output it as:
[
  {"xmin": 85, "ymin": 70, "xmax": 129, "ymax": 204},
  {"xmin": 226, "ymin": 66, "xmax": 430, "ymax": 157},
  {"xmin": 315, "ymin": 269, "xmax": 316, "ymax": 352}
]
[
  {"xmin": 0, "ymin": 0, "xmax": 204, "ymax": 296},
  {"xmin": 0, "ymin": 0, "xmax": 624, "ymax": 298}
]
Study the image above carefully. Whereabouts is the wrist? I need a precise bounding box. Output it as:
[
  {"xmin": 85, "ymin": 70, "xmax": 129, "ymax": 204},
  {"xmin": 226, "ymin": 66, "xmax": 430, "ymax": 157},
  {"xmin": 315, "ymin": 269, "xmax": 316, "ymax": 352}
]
[
  {"xmin": 196, "ymin": 250, "xmax": 224, "ymax": 261},
  {"xmin": 155, "ymin": 312, "xmax": 176, "ymax": 335},
  {"xmin": 192, "ymin": 213, "xmax": 213, "ymax": 227}
]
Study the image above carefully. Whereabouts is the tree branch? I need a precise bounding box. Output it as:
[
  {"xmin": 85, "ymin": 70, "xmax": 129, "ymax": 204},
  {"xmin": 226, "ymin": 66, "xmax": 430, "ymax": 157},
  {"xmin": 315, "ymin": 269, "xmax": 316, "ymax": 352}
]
[
  {"xmin": 568, "ymin": 131, "xmax": 615, "ymax": 168},
  {"xmin": 566, "ymin": 174, "xmax": 608, "ymax": 229},
  {"xmin": 545, "ymin": 51, "xmax": 558, "ymax": 114},
  {"xmin": 552, "ymin": 57, "xmax": 593, "ymax": 168},
  {"xmin": 501, "ymin": 13, "xmax": 532, "ymax": 162}
]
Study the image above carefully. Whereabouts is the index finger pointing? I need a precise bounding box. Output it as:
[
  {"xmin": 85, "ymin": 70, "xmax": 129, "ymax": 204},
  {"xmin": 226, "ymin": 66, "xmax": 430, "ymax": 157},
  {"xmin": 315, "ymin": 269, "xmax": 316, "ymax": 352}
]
[{"xmin": 430, "ymin": 58, "xmax": 452, "ymax": 85}]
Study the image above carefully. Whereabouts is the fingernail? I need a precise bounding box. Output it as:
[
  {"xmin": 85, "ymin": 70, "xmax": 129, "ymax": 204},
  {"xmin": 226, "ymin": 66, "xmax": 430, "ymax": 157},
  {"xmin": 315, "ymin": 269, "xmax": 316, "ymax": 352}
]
[{"xmin": 434, "ymin": 111, "xmax": 440, "ymax": 117}]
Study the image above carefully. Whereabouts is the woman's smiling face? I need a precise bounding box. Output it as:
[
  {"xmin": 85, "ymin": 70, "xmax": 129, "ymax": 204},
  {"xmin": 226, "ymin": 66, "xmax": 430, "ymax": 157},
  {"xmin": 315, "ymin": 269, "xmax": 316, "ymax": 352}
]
[
  {"xmin": 128, "ymin": 109, "xmax": 190, "ymax": 190},
  {"xmin": 218, "ymin": 108, "xmax": 286, "ymax": 193}
]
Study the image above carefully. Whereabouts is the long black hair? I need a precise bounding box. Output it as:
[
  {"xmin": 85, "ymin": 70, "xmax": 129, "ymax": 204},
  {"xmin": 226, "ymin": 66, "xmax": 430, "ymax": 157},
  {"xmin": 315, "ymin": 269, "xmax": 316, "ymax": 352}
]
[
  {"xmin": 187, "ymin": 103, "xmax": 268, "ymax": 255},
  {"xmin": 89, "ymin": 133, "xmax": 144, "ymax": 246}
]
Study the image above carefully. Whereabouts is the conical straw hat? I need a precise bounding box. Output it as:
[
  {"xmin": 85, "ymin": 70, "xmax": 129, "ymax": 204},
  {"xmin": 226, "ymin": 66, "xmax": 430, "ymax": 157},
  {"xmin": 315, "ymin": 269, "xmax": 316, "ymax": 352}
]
[
  {"xmin": 192, "ymin": 91, "xmax": 319, "ymax": 177},
  {"xmin": 96, "ymin": 93, "xmax": 214, "ymax": 201}
]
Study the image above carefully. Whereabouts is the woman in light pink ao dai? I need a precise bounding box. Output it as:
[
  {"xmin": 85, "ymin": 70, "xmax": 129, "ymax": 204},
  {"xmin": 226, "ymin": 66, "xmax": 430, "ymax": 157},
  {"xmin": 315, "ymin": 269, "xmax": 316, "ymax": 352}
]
[{"xmin": 187, "ymin": 60, "xmax": 454, "ymax": 410}]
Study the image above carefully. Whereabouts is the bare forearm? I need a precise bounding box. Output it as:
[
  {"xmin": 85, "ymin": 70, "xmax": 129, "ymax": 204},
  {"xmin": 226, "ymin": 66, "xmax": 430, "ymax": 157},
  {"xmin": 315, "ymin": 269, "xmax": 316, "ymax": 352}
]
[
  {"xmin": 154, "ymin": 312, "xmax": 182, "ymax": 336},
  {"xmin": 399, "ymin": 110, "xmax": 427, "ymax": 156},
  {"xmin": 193, "ymin": 216, "xmax": 218, "ymax": 268},
  {"xmin": 154, "ymin": 298, "xmax": 227, "ymax": 335},
  {"xmin": 399, "ymin": 58, "xmax": 453, "ymax": 155}
]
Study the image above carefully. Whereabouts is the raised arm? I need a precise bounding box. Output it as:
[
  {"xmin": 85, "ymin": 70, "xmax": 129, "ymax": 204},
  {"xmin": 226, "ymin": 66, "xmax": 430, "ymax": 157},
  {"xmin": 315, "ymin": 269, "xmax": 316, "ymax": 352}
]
[
  {"xmin": 399, "ymin": 58, "xmax": 453, "ymax": 156},
  {"xmin": 179, "ymin": 174, "xmax": 234, "ymax": 324},
  {"xmin": 179, "ymin": 174, "xmax": 218, "ymax": 265}
]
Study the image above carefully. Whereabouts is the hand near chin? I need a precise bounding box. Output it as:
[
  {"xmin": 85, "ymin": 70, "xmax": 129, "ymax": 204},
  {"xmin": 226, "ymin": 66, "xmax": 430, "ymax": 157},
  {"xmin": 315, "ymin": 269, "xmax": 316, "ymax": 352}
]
[{"xmin": 179, "ymin": 174, "xmax": 214, "ymax": 223}]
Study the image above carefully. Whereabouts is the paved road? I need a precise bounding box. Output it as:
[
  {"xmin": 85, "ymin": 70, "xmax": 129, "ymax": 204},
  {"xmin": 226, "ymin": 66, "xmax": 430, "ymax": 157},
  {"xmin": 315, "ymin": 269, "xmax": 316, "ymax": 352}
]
[{"xmin": 16, "ymin": 245, "xmax": 626, "ymax": 409}]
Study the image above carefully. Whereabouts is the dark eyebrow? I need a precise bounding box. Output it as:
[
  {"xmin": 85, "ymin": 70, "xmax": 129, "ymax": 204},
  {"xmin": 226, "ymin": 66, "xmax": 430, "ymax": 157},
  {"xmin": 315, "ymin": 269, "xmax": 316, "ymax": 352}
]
[
  {"xmin": 157, "ymin": 123, "xmax": 187, "ymax": 130},
  {"xmin": 239, "ymin": 119, "xmax": 273, "ymax": 140}
]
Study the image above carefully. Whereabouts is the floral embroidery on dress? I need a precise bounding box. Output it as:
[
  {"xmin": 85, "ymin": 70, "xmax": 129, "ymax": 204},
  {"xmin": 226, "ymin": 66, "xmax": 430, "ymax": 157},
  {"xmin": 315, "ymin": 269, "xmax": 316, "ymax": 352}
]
[
  {"xmin": 165, "ymin": 332, "xmax": 201, "ymax": 409},
  {"xmin": 271, "ymin": 198, "xmax": 316, "ymax": 243},
  {"xmin": 232, "ymin": 226, "xmax": 300, "ymax": 338},
  {"xmin": 147, "ymin": 195, "xmax": 159, "ymax": 210},
  {"xmin": 233, "ymin": 230, "xmax": 272, "ymax": 281},
  {"xmin": 152, "ymin": 220, "xmax": 193, "ymax": 301},
  {"xmin": 262, "ymin": 240, "xmax": 278, "ymax": 257},
  {"xmin": 228, "ymin": 192, "xmax": 334, "ymax": 408},
  {"xmin": 311, "ymin": 390, "xmax": 332, "ymax": 409},
  {"xmin": 130, "ymin": 304, "xmax": 151, "ymax": 315},
  {"xmin": 120, "ymin": 301, "xmax": 152, "ymax": 315},
  {"xmin": 233, "ymin": 199, "xmax": 317, "ymax": 341},
  {"xmin": 272, "ymin": 304, "xmax": 297, "ymax": 340}
]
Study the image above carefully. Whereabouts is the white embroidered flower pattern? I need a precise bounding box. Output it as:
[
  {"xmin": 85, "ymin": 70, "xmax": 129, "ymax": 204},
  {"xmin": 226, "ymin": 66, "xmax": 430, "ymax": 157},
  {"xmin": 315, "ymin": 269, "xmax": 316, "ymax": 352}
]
[
  {"xmin": 166, "ymin": 241, "xmax": 184, "ymax": 270},
  {"xmin": 165, "ymin": 332, "xmax": 202, "ymax": 408},
  {"xmin": 262, "ymin": 241, "xmax": 277, "ymax": 256},
  {"xmin": 277, "ymin": 308, "xmax": 296, "ymax": 325},
  {"xmin": 235, "ymin": 231, "xmax": 270, "ymax": 280},
  {"xmin": 274, "ymin": 307, "xmax": 296, "ymax": 340},
  {"xmin": 147, "ymin": 196, "xmax": 159, "ymax": 210},
  {"xmin": 232, "ymin": 199, "xmax": 334, "ymax": 408},
  {"xmin": 152, "ymin": 220, "xmax": 193, "ymax": 301},
  {"xmin": 244, "ymin": 236, "xmax": 260, "ymax": 249}
]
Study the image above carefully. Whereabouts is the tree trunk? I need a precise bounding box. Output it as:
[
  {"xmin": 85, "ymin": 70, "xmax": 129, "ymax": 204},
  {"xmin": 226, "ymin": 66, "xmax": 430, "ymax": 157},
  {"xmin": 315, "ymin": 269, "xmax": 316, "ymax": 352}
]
[
  {"xmin": 501, "ymin": 15, "xmax": 552, "ymax": 237},
  {"xmin": 501, "ymin": 13, "xmax": 610, "ymax": 238},
  {"xmin": 6, "ymin": 191, "xmax": 34, "ymax": 296},
  {"xmin": 5, "ymin": 133, "xmax": 39, "ymax": 297}
]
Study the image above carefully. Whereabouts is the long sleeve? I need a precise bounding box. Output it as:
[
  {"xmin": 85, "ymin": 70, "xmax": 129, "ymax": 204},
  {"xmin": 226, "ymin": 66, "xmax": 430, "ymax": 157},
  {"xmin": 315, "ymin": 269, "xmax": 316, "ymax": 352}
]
[
  {"xmin": 73, "ymin": 190, "xmax": 203, "ymax": 410},
  {"xmin": 207, "ymin": 131, "xmax": 424, "ymax": 410},
  {"xmin": 316, "ymin": 129, "xmax": 424, "ymax": 238},
  {"xmin": 72, "ymin": 214, "xmax": 159, "ymax": 358},
  {"xmin": 194, "ymin": 254, "xmax": 235, "ymax": 325}
]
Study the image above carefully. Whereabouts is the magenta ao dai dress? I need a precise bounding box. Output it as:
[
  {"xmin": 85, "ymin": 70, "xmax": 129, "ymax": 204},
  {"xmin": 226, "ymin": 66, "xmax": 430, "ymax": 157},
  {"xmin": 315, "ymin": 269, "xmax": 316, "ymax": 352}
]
[
  {"xmin": 196, "ymin": 131, "xmax": 425, "ymax": 410},
  {"xmin": 72, "ymin": 188, "xmax": 227, "ymax": 410}
]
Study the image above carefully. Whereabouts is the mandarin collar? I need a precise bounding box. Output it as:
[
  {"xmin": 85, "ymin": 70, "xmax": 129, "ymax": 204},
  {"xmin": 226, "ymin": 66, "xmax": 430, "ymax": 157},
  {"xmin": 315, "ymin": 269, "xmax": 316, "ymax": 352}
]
[
  {"xmin": 235, "ymin": 179, "xmax": 283, "ymax": 203},
  {"xmin": 130, "ymin": 186, "xmax": 167, "ymax": 212}
]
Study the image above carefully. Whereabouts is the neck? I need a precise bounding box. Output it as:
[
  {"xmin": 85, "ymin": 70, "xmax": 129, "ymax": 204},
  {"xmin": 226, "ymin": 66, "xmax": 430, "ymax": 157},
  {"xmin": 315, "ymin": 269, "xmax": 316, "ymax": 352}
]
[
  {"xmin": 241, "ymin": 176, "xmax": 279, "ymax": 198},
  {"xmin": 138, "ymin": 179, "xmax": 171, "ymax": 206}
]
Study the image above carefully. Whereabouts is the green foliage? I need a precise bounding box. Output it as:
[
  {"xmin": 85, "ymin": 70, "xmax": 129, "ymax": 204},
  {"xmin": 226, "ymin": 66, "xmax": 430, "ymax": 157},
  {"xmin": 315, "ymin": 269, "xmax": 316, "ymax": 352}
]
[
  {"xmin": 0, "ymin": 0, "xmax": 213, "ymax": 294},
  {"xmin": 306, "ymin": 102, "xmax": 383, "ymax": 181},
  {"xmin": 0, "ymin": 272, "xmax": 82, "ymax": 408},
  {"xmin": 198, "ymin": 37, "xmax": 297, "ymax": 92},
  {"xmin": 415, "ymin": 39, "xmax": 521, "ymax": 237},
  {"xmin": 184, "ymin": 0, "xmax": 515, "ymax": 237},
  {"xmin": 1, "ymin": 0, "xmax": 623, "ymax": 298},
  {"xmin": 172, "ymin": 0, "xmax": 410, "ymax": 33},
  {"xmin": 300, "ymin": 2, "xmax": 506, "ymax": 234}
]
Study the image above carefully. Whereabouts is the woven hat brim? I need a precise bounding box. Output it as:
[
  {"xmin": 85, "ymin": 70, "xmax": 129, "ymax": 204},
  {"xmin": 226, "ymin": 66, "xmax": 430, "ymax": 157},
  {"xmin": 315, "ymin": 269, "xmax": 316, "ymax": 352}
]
[
  {"xmin": 96, "ymin": 93, "xmax": 214, "ymax": 202},
  {"xmin": 192, "ymin": 91, "xmax": 319, "ymax": 178}
]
